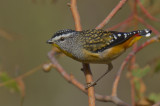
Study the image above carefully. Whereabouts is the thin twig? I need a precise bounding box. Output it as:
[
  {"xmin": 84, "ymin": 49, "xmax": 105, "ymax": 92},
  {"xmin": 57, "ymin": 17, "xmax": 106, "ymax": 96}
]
[
  {"xmin": 69, "ymin": 0, "xmax": 82, "ymax": 31},
  {"xmin": 129, "ymin": 77, "xmax": 136, "ymax": 106},
  {"xmin": 96, "ymin": 0, "xmax": 128, "ymax": 29},
  {"xmin": 82, "ymin": 64, "xmax": 96, "ymax": 106},
  {"xmin": 95, "ymin": 94, "xmax": 129, "ymax": 106},
  {"xmin": 112, "ymin": 36, "xmax": 159, "ymax": 96},
  {"xmin": 0, "ymin": 65, "xmax": 42, "ymax": 87},
  {"xmin": 107, "ymin": 15, "xmax": 133, "ymax": 30},
  {"xmin": 128, "ymin": 1, "xmax": 138, "ymax": 105},
  {"xmin": 0, "ymin": 28, "xmax": 14, "ymax": 41},
  {"xmin": 48, "ymin": 51, "xmax": 86, "ymax": 93},
  {"xmin": 137, "ymin": 0, "xmax": 160, "ymax": 22}
]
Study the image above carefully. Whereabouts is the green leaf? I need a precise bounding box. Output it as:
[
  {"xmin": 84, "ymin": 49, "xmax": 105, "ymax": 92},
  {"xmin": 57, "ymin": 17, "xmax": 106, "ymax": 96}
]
[
  {"xmin": 134, "ymin": 79, "xmax": 141, "ymax": 91},
  {"xmin": 0, "ymin": 72, "xmax": 19, "ymax": 92},
  {"xmin": 132, "ymin": 66, "xmax": 151, "ymax": 78},
  {"xmin": 149, "ymin": 93, "xmax": 160, "ymax": 102},
  {"xmin": 154, "ymin": 60, "xmax": 160, "ymax": 73}
]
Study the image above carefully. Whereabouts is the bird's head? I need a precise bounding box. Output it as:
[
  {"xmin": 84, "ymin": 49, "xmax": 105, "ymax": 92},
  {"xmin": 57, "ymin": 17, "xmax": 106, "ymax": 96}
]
[{"xmin": 47, "ymin": 29, "xmax": 78, "ymax": 51}]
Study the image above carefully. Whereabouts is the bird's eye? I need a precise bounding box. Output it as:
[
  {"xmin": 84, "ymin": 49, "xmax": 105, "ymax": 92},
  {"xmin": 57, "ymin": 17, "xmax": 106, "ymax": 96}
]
[{"xmin": 60, "ymin": 37, "xmax": 65, "ymax": 41}]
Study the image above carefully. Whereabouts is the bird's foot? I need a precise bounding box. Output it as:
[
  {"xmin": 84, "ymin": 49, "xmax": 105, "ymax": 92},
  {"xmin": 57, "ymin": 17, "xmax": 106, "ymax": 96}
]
[{"xmin": 85, "ymin": 82, "xmax": 97, "ymax": 89}]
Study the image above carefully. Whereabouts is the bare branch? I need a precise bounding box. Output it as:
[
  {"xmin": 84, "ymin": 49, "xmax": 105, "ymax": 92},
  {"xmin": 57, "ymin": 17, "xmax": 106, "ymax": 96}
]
[
  {"xmin": 137, "ymin": 0, "xmax": 160, "ymax": 22},
  {"xmin": 96, "ymin": 0, "xmax": 128, "ymax": 29},
  {"xmin": 112, "ymin": 36, "xmax": 159, "ymax": 97},
  {"xmin": 69, "ymin": 0, "xmax": 82, "ymax": 31},
  {"xmin": 107, "ymin": 15, "xmax": 133, "ymax": 30},
  {"xmin": 0, "ymin": 65, "xmax": 41, "ymax": 87},
  {"xmin": 82, "ymin": 64, "xmax": 96, "ymax": 106}
]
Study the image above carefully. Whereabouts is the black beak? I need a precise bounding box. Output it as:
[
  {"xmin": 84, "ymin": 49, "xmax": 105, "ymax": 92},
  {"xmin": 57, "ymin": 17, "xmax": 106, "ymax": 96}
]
[{"xmin": 46, "ymin": 39, "xmax": 53, "ymax": 44}]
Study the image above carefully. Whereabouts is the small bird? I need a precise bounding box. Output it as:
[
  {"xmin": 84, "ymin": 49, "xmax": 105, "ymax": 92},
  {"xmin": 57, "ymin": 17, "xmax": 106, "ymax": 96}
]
[{"xmin": 47, "ymin": 29, "xmax": 152, "ymax": 88}]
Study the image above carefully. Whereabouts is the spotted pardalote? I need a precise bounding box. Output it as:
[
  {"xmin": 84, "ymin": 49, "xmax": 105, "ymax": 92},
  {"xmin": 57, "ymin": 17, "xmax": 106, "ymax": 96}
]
[{"xmin": 47, "ymin": 29, "xmax": 152, "ymax": 88}]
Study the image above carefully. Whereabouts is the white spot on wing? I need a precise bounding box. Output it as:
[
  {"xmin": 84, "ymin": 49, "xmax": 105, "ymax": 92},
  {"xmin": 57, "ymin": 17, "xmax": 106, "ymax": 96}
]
[
  {"xmin": 145, "ymin": 33, "xmax": 151, "ymax": 37},
  {"xmin": 124, "ymin": 34, "xmax": 127, "ymax": 38},
  {"xmin": 110, "ymin": 39, "xmax": 114, "ymax": 42},
  {"xmin": 145, "ymin": 29, "xmax": 149, "ymax": 33},
  {"xmin": 114, "ymin": 35, "xmax": 117, "ymax": 39},
  {"xmin": 118, "ymin": 34, "xmax": 121, "ymax": 37}
]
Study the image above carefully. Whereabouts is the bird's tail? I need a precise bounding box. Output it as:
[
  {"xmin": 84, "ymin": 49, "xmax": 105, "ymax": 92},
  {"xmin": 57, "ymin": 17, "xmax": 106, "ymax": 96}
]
[
  {"xmin": 123, "ymin": 29, "xmax": 152, "ymax": 48},
  {"xmin": 133, "ymin": 29, "xmax": 152, "ymax": 37}
]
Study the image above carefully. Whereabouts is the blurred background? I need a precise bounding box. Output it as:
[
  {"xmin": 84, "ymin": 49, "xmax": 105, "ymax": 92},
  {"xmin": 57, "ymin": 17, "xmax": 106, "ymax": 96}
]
[{"xmin": 0, "ymin": 0, "xmax": 160, "ymax": 106}]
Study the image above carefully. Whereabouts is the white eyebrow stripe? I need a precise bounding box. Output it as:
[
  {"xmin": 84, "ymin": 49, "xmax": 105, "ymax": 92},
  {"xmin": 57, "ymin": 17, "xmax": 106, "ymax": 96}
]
[{"xmin": 53, "ymin": 33, "xmax": 72, "ymax": 41}]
